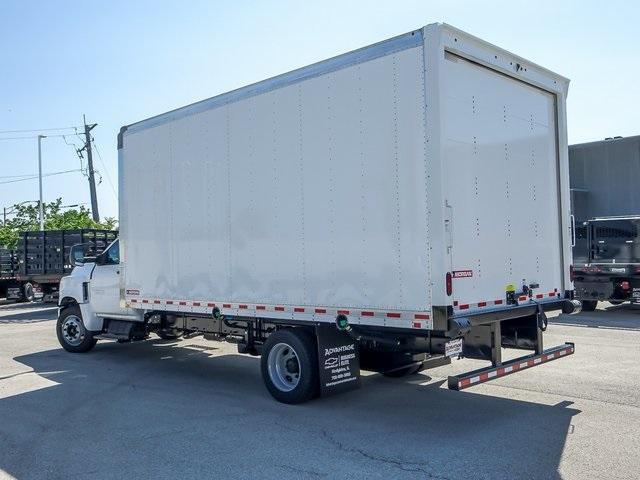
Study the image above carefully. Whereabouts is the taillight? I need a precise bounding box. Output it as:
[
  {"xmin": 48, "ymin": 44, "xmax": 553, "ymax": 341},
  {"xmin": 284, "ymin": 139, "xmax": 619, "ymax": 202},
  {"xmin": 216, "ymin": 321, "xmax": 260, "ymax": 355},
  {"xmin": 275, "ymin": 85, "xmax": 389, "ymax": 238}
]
[
  {"xmin": 569, "ymin": 265, "xmax": 574, "ymax": 282},
  {"xmin": 621, "ymin": 281, "xmax": 630, "ymax": 290},
  {"xmin": 446, "ymin": 272, "xmax": 453, "ymax": 296}
]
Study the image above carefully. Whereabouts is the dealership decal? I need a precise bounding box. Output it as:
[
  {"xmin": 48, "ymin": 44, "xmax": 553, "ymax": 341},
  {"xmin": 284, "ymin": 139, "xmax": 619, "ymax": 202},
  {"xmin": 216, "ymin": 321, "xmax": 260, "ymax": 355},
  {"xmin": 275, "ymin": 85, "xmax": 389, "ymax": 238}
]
[{"xmin": 452, "ymin": 270, "xmax": 473, "ymax": 278}]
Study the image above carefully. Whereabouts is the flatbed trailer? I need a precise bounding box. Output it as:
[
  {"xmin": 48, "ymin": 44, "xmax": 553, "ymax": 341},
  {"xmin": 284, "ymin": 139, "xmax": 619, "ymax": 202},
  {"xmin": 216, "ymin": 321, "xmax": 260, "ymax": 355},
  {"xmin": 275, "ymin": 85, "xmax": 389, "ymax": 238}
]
[
  {"xmin": 4, "ymin": 230, "xmax": 117, "ymax": 302},
  {"xmin": 58, "ymin": 23, "xmax": 579, "ymax": 403},
  {"xmin": 0, "ymin": 247, "xmax": 19, "ymax": 299}
]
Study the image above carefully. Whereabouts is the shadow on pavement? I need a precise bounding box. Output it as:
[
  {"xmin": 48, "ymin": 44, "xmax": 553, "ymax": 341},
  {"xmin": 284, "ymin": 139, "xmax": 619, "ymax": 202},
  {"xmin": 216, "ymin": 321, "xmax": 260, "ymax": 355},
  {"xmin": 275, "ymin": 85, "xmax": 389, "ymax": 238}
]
[
  {"xmin": 0, "ymin": 303, "xmax": 57, "ymax": 324},
  {"xmin": 0, "ymin": 339, "xmax": 580, "ymax": 480},
  {"xmin": 551, "ymin": 304, "xmax": 640, "ymax": 330}
]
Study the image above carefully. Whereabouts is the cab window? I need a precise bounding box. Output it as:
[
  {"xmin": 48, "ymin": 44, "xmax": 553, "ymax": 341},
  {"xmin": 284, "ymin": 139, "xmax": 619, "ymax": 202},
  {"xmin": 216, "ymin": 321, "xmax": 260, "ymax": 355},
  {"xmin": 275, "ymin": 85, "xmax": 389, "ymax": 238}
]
[{"xmin": 104, "ymin": 239, "xmax": 120, "ymax": 265}]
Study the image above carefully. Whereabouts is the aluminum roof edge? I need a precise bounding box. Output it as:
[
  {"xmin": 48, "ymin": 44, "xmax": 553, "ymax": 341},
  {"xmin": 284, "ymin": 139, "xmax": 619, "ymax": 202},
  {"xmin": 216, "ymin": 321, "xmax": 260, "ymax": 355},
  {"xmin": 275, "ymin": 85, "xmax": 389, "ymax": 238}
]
[
  {"xmin": 437, "ymin": 23, "xmax": 570, "ymax": 93},
  {"xmin": 122, "ymin": 28, "xmax": 424, "ymax": 139}
]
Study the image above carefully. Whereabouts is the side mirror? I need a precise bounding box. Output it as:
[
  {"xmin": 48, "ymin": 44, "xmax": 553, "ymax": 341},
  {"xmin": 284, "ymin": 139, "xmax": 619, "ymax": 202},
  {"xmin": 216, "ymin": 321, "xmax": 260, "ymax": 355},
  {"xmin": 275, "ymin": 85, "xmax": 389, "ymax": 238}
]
[
  {"xmin": 69, "ymin": 243, "xmax": 92, "ymax": 267},
  {"xmin": 70, "ymin": 244, "xmax": 85, "ymax": 267}
]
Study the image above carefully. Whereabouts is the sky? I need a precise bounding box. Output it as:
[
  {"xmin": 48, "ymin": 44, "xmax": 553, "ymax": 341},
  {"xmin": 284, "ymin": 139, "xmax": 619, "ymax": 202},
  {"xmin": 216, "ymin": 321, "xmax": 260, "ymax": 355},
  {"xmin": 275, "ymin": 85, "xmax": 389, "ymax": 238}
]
[{"xmin": 1, "ymin": 0, "xmax": 639, "ymax": 220}]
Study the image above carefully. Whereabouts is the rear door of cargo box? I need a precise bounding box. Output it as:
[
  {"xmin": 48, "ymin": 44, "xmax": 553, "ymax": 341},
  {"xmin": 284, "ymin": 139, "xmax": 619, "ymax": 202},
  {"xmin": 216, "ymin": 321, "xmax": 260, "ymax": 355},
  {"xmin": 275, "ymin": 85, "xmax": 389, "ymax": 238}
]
[{"xmin": 441, "ymin": 52, "xmax": 564, "ymax": 311}]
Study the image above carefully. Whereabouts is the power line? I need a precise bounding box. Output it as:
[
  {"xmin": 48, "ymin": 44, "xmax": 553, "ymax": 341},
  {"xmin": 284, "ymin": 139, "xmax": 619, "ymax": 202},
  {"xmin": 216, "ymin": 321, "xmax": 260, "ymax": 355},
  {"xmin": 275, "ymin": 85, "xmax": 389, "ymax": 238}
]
[
  {"xmin": 0, "ymin": 126, "xmax": 81, "ymax": 134},
  {"xmin": 0, "ymin": 169, "xmax": 82, "ymax": 185},
  {"xmin": 0, "ymin": 173, "xmax": 41, "ymax": 179},
  {"xmin": 0, "ymin": 134, "xmax": 70, "ymax": 141},
  {"xmin": 92, "ymin": 142, "xmax": 118, "ymax": 199}
]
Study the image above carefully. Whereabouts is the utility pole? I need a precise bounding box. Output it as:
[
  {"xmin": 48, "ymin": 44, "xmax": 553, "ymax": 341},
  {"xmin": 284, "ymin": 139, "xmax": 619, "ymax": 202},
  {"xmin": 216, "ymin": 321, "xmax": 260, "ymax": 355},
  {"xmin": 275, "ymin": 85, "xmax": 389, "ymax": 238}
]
[
  {"xmin": 37, "ymin": 134, "xmax": 46, "ymax": 230},
  {"xmin": 80, "ymin": 115, "xmax": 100, "ymax": 222}
]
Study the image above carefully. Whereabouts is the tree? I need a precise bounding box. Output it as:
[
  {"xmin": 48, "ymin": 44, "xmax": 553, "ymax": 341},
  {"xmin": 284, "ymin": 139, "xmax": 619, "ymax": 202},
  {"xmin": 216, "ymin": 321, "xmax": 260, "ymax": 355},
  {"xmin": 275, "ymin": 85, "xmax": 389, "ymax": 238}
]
[{"xmin": 0, "ymin": 198, "xmax": 117, "ymax": 249}]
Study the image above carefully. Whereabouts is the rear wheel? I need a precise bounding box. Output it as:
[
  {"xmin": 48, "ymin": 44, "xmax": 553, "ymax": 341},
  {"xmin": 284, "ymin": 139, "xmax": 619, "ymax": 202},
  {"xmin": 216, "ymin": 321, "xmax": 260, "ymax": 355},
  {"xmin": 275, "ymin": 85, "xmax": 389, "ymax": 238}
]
[
  {"xmin": 581, "ymin": 300, "xmax": 598, "ymax": 311},
  {"xmin": 261, "ymin": 328, "xmax": 319, "ymax": 404},
  {"xmin": 156, "ymin": 314, "xmax": 183, "ymax": 340},
  {"xmin": 56, "ymin": 306, "xmax": 97, "ymax": 353},
  {"xmin": 16, "ymin": 283, "xmax": 35, "ymax": 303}
]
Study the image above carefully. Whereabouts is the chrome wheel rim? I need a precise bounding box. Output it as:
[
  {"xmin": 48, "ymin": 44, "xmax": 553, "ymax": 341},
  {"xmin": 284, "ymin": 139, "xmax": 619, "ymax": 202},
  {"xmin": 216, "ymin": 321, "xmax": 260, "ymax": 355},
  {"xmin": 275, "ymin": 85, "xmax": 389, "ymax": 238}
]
[
  {"xmin": 267, "ymin": 342, "xmax": 301, "ymax": 392},
  {"xmin": 61, "ymin": 315, "xmax": 85, "ymax": 346}
]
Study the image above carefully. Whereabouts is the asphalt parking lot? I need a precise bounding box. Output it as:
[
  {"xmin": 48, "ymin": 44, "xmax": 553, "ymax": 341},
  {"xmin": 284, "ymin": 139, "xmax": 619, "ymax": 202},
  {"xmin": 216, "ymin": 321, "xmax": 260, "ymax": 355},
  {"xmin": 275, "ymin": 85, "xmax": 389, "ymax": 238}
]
[{"xmin": 0, "ymin": 301, "xmax": 638, "ymax": 480}]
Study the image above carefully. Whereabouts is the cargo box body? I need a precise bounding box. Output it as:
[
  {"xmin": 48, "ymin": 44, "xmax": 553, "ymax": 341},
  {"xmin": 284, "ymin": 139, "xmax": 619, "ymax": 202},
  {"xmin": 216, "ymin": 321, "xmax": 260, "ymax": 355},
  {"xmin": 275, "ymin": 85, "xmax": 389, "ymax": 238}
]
[{"xmin": 119, "ymin": 23, "xmax": 572, "ymax": 331}]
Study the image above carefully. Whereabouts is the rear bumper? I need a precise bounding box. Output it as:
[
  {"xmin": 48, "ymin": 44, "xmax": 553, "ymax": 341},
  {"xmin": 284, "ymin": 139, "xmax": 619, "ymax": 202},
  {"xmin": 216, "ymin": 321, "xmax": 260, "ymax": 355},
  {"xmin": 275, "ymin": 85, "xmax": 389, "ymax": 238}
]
[{"xmin": 448, "ymin": 342, "xmax": 575, "ymax": 390}]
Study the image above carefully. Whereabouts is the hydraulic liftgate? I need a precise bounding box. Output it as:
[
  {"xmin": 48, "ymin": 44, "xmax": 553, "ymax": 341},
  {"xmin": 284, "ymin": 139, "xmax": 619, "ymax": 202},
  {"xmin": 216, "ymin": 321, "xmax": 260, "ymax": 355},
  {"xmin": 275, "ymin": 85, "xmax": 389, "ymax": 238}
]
[{"xmin": 446, "ymin": 302, "xmax": 576, "ymax": 390}]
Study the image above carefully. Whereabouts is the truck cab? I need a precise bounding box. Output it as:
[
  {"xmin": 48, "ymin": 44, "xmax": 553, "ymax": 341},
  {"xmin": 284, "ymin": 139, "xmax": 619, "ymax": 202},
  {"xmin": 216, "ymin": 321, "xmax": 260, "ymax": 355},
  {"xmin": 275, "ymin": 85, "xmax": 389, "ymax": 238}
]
[{"xmin": 58, "ymin": 239, "xmax": 141, "ymax": 349}]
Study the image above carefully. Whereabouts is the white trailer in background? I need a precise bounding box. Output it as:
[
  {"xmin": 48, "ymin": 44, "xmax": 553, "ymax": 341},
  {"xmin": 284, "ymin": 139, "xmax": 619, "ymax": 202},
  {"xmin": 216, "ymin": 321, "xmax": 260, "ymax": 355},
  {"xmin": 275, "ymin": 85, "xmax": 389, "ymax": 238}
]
[{"xmin": 58, "ymin": 23, "xmax": 579, "ymax": 403}]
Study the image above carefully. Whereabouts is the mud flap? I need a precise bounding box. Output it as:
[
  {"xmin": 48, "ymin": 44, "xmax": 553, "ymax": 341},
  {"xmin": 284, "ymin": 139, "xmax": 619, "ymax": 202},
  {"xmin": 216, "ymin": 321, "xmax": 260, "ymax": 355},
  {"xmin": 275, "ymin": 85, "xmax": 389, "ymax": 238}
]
[{"xmin": 315, "ymin": 324, "xmax": 361, "ymax": 397}]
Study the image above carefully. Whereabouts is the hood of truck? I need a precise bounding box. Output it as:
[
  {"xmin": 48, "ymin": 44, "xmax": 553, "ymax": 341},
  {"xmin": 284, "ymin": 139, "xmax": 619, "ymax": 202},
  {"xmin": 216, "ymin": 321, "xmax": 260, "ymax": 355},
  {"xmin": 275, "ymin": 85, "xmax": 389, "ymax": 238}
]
[{"xmin": 59, "ymin": 263, "xmax": 95, "ymax": 304}]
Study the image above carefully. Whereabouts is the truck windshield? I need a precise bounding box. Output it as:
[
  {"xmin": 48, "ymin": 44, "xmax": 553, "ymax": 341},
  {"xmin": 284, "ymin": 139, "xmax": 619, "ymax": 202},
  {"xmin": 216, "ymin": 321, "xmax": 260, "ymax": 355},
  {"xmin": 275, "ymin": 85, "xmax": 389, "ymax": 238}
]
[{"xmin": 590, "ymin": 219, "xmax": 640, "ymax": 264}]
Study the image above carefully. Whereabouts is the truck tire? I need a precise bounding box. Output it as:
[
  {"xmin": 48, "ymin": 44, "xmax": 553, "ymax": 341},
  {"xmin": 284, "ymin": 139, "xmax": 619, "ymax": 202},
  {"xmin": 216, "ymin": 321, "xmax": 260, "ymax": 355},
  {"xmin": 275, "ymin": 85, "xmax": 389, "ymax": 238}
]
[
  {"xmin": 581, "ymin": 300, "xmax": 598, "ymax": 312},
  {"xmin": 16, "ymin": 283, "xmax": 35, "ymax": 303},
  {"xmin": 261, "ymin": 328, "xmax": 319, "ymax": 404},
  {"xmin": 56, "ymin": 306, "xmax": 97, "ymax": 353}
]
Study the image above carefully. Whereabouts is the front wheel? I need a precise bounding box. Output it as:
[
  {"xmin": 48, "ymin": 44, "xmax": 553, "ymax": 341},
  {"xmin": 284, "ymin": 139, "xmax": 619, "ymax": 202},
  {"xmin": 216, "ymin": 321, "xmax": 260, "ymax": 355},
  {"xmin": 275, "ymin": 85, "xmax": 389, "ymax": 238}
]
[
  {"xmin": 581, "ymin": 300, "xmax": 598, "ymax": 312},
  {"xmin": 57, "ymin": 306, "xmax": 97, "ymax": 353},
  {"xmin": 261, "ymin": 328, "xmax": 319, "ymax": 404}
]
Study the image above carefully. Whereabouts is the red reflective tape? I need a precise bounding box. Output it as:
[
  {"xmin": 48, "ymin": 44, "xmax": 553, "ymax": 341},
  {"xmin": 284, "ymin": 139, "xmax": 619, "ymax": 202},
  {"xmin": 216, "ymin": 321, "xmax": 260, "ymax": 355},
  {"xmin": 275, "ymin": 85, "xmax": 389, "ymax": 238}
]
[
  {"xmin": 154, "ymin": 300, "xmax": 161, "ymax": 304},
  {"xmin": 130, "ymin": 299, "xmax": 137, "ymax": 303},
  {"xmin": 386, "ymin": 312, "xmax": 401, "ymax": 318},
  {"xmin": 275, "ymin": 306, "xmax": 285, "ymax": 311},
  {"xmin": 223, "ymin": 303, "xmax": 231, "ymax": 308},
  {"xmin": 294, "ymin": 307, "xmax": 305, "ymax": 312},
  {"xmin": 519, "ymin": 296, "xmax": 528, "ymax": 301},
  {"xmin": 315, "ymin": 308, "xmax": 326, "ymax": 314},
  {"xmin": 361, "ymin": 311, "xmax": 374, "ymax": 316},
  {"xmin": 207, "ymin": 302, "xmax": 216, "ymax": 307},
  {"xmin": 459, "ymin": 378, "xmax": 471, "ymax": 388},
  {"xmin": 548, "ymin": 292, "xmax": 555, "ymax": 297},
  {"xmin": 494, "ymin": 299, "xmax": 503, "ymax": 305},
  {"xmin": 536, "ymin": 294, "xmax": 544, "ymax": 299},
  {"xmin": 193, "ymin": 302, "xmax": 201, "ymax": 306},
  {"xmin": 256, "ymin": 305, "xmax": 266, "ymax": 310},
  {"xmin": 337, "ymin": 310, "xmax": 349, "ymax": 315},
  {"xmin": 459, "ymin": 304, "xmax": 469, "ymax": 310},
  {"xmin": 166, "ymin": 300, "xmax": 173, "ymax": 305},
  {"xmin": 479, "ymin": 373, "xmax": 489, "ymax": 382},
  {"xmin": 142, "ymin": 299, "xmax": 149, "ymax": 304},
  {"xmin": 239, "ymin": 305, "xmax": 248, "ymax": 309},
  {"xmin": 412, "ymin": 322, "xmax": 421, "ymax": 328},
  {"xmin": 179, "ymin": 301, "xmax": 187, "ymax": 306},
  {"xmin": 478, "ymin": 301, "xmax": 487, "ymax": 307},
  {"xmin": 414, "ymin": 314, "xmax": 430, "ymax": 320}
]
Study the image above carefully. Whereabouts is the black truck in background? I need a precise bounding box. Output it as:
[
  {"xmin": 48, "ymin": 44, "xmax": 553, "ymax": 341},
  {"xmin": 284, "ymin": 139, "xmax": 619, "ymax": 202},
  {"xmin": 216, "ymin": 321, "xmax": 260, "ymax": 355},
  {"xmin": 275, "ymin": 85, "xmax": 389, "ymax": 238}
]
[
  {"xmin": 573, "ymin": 216, "xmax": 640, "ymax": 310},
  {"xmin": 569, "ymin": 135, "xmax": 640, "ymax": 311},
  {"xmin": 0, "ymin": 229, "xmax": 117, "ymax": 303}
]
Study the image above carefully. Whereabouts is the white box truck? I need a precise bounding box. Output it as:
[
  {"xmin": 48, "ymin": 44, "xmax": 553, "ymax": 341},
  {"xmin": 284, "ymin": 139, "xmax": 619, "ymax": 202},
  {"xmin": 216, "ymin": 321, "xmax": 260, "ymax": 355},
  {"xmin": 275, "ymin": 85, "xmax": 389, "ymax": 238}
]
[{"xmin": 58, "ymin": 23, "xmax": 580, "ymax": 403}]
